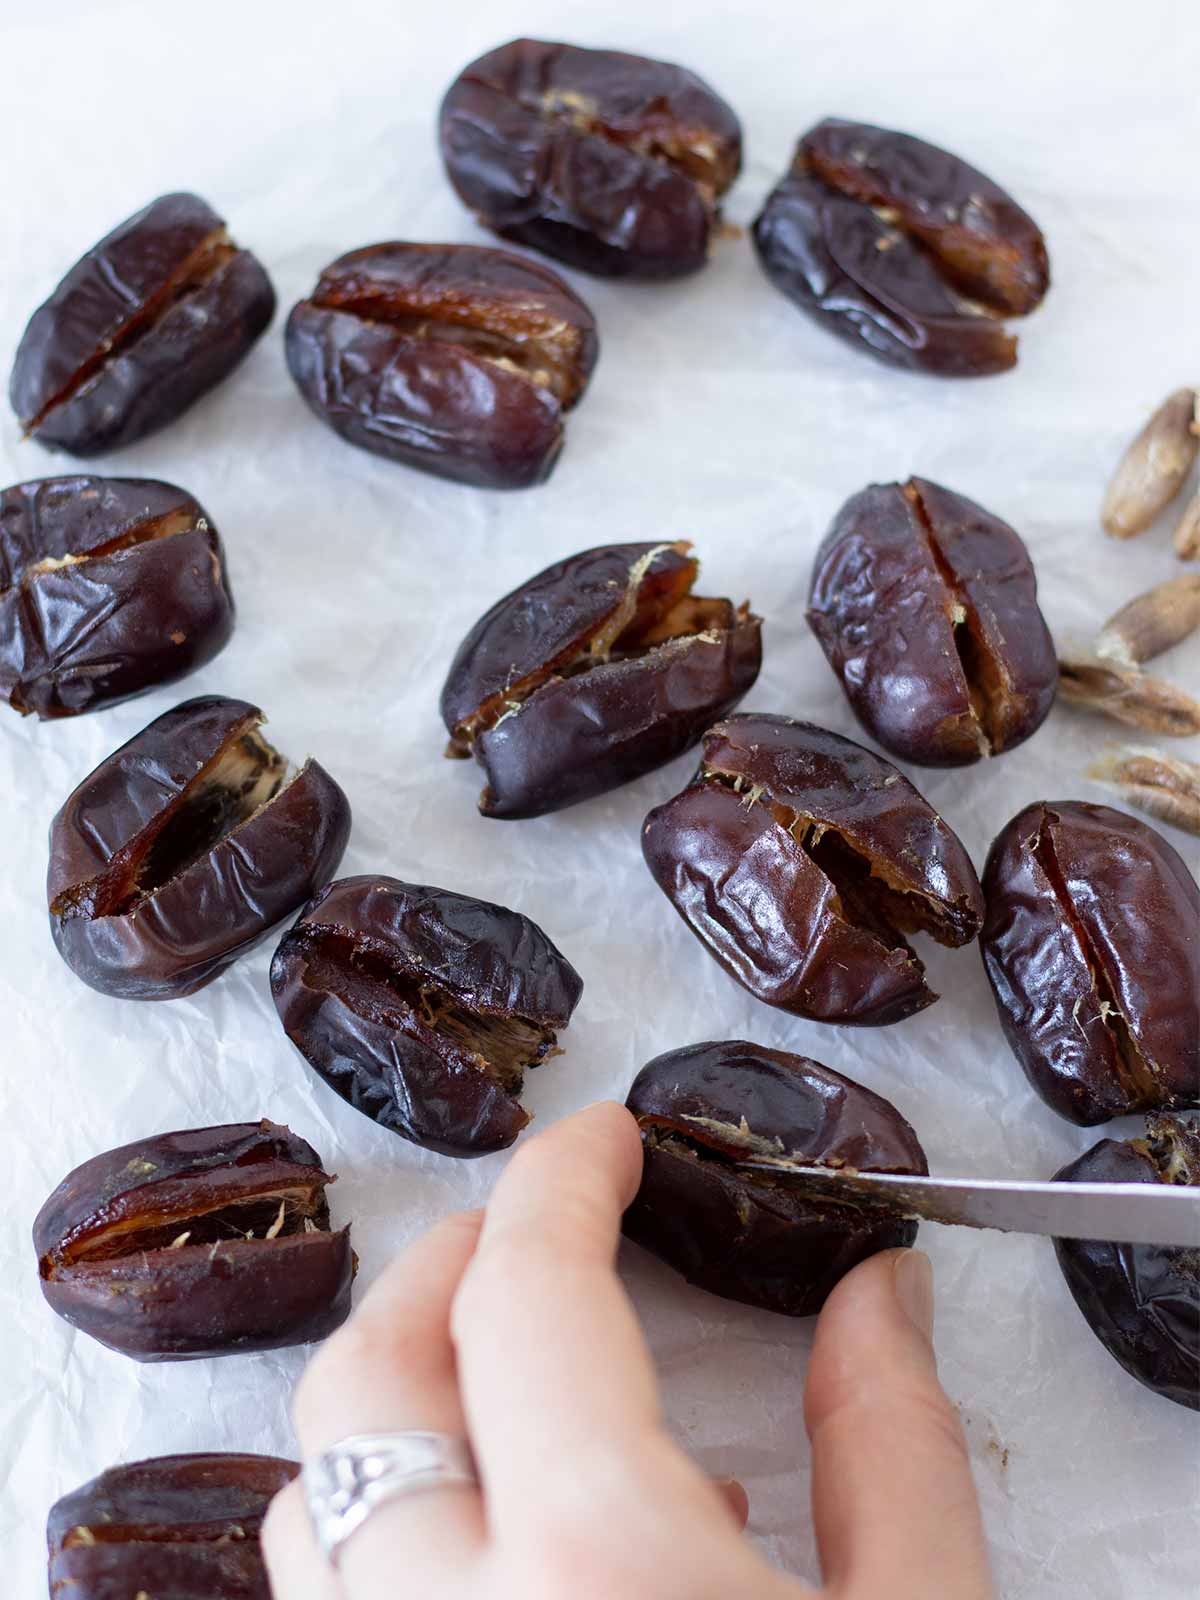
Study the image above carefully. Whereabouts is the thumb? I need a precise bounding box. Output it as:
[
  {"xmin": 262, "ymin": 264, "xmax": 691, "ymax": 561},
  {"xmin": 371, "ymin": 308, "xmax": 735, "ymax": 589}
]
[{"xmin": 803, "ymin": 1248, "xmax": 992, "ymax": 1600}]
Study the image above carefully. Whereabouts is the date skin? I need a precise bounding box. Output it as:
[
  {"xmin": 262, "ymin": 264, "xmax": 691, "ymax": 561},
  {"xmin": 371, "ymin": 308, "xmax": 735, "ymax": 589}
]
[
  {"xmin": 47, "ymin": 696, "xmax": 351, "ymax": 1000},
  {"xmin": 286, "ymin": 242, "xmax": 598, "ymax": 489},
  {"xmin": 439, "ymin": 38, "xmax": 742, "ymax": 278},
  {"xmin": 34, "ymin": 1121, "xmax": 354, "ymax": 1361},
  {"xmin": 11, "ymin": 193, "xmax": 275, "ymax": 456},
  {"xmin": 981, "ymin": 801, "xmax": 1200, "ymax": 1125},
  {"xmin": 442, "ymin": 541, "xmax": 761, "ymax": 817},
  {"xmin": 1054, "ymin": 1118, "xmax": 1199, "ymax": 1410},
  {"xmin": 808, "ymin": 477, "xmax": 1057, "ymax": 766},
  {"xmin": 643, "ymin": 714, "xmax": 984, "ymax": 1025},
  {"xmin": 47, "ymin": 1452, "xmax": 296, "ymax": 1600},
  {"xmin": 753, "ymin": 119, "xmax": 1048, "ymax": 375},
  {"xmin": 0, "ymin": 476, "xmax": 233, "ymax": 718},
  {"xmin": 271, "ymin": 875, "xmax": 583, "ymax": 1158},
  {"xmin": 623, "ymin": 1041, "xmax": 927, "ymax": 1316}
]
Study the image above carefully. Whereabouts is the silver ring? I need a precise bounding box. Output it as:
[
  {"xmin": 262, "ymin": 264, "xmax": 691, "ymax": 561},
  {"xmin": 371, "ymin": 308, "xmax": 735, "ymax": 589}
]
[{"xmin": 303, "ymin": 1431, "xmax": 478, "ymax": 1566}]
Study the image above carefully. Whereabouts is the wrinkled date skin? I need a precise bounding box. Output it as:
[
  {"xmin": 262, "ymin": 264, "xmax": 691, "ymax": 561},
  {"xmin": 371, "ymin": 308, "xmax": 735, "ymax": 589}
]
[
  {"xmin": 271, "ymin": 875, "xmax": 583, "ymax": 1157},
  {"xmin": 643, "ymin": 714, "xmax": 985, "ymax": 1025},
  {"xmin": 0, "ymin": 476, "xmax": 233, "ymax": 718},
  {"xmin": 47, "ymin": 696, "xmax": 351, "ymax": 1000},
  {"xmin": 808, "ymin": 477, "xmax": 1057, "ymax": 766},
  {"xmin": 10, "ymin": 193, "xmax": 275, "ymax": 456},
  {"xmin": 622, "ymin": 1040, "xmax": 927, "ymax": 1316},
  {"xmin": 753, "ymin": 119, "xmax": 1049, "ymax": 375},
  {"xmin": 1054, "ymin": 1117, "xmax": 1199, "ymax": 1410},
  {"xmin": 285, "ymin": 242, "xmax": 598, "ymax": 489},
  {"xmin": 981, "ymin": 801, "xmax": 1200, "ymax": 1125},
  {"xmin": 47, "ymin": 1452, "xmax": 296, "ymax": 1600},
  {"xmin": 439, "ymin": 38, "xmax": 742, "ymax": 278},
  {"xmin": 442, "ymin": 541, "xmax": 761, "ymax": 817},
  {"xmin": 34, "ymin": 1121, "xmax": 354, "ymax": 1361}
]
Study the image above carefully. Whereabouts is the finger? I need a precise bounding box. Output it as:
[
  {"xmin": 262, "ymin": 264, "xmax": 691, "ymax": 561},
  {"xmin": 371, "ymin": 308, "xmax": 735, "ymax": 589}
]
[
  {"xmin": 262, "ymin": 1479, "xmax": 345, "ymax": 1600},
  {"xmin": 291, "ymin": 1209, "xmax": 487, "ymax": 1596},
  {"xmin": 805, "ymin": 1249, "xmax": 992, "ymax": 1600},
  {"xmin": 713, "ymin": 1475, "xmax": 750, "ymax": 1531}
]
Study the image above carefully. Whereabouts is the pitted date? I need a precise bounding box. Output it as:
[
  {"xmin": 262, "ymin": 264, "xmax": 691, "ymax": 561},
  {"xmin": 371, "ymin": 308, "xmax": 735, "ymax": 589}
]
[
  {"xmin": 270, "ymin": 875, "xmax": 583, "ymax": 1157},
  {"xmin": 981, "ymin": 801, "xmax": 1200, "ymax": 1125},
  {"xmin": 442, "ymin": 541, "xmax": 761, "ymax": 817},
  {"xmin": 643, "ymin": 714, "xmax": 984, "ymax": 1025},
  {"xmin": 808, "ymin": 477, "xmax": 1057, "ymax": 766},
  {"xmin": 1, "ymin": 476, "xmax": 233, "ymax": 718},
  {"xmin": 285, "ymin": 243, "xmax": 598, "ymax": 489},
  {"xmin": 1053, "ymin": 1116, "xmax": 1199, "ymax": 1410},
  {"xmin": 34, "ymin": 1121, "xmax": 354, "ymax": 1361},
  {"xmin": 439, "ymin": 38, "xmax": 742, "ymax": 279},
  {"xmin": 47, "ymin": 1452, "xmax": 296, "ymax": 1600},
  {"xmin": 48, "ymin": 695, "xmax": 351, "ymax": 1000},
  {"xmin": 622, "ymin": 1040, "xmax": 927, "ymax": 1316},
  {"xmin": 10, "ymin": 193, "xmax": 274, "ymax": 456},
  {"xmin": 753, "ymin": 119, "xmax": 1049, "ymax": 375}
]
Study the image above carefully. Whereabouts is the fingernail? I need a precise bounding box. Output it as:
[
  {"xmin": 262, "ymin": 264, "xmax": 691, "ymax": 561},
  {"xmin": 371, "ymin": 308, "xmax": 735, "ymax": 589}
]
[{"xmin": 893, "ymin": 1248, "xmax": 934, "ymax": 1343}]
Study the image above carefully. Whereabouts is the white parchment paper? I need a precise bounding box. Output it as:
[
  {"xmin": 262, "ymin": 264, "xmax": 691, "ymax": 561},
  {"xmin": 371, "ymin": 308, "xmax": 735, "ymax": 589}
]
[{"xmin": 2, "ymin": 1, "xmax": 1197, "ymax": 1593}]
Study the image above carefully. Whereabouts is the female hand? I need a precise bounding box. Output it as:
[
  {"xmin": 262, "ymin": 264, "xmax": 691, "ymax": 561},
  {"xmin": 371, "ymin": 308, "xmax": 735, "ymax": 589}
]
[{"xmin": 264, "ymin": 1101, "xmax": 992, "ymax": 1599}]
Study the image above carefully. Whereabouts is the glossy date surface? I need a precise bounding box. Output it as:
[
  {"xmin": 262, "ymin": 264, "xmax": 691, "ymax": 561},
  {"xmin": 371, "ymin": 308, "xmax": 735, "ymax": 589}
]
[
  {"xmin": 10, "ymin": 193, "xmax": 275, "ymax": 456},
  {"xmin": 0, "ymin": 475, "xmax": 233, "ymax": 718},
  {"xmin": 271, "ymin": 875, "xmax": 583, "ymax": 1158},
  {"xmin": 643, "ymin": 714, "xmax": 984, "ymax": 1025},
  {"xmin": 808, "ymin": 477, "xmax": 1057, "ymax": 766},
  {"xmin": 285, "ymin": 242, "xmax": 598, "ymax": 489},
  {"xmin": 34, "ymin": 1121, "xmax": 353, "ymax": 1361},
  {"xmin": 1054, "ymin": 1117, "xmax": 1199, "ymax": 1410},
  {"xmin": 981, "ymin": 801, "xmax": 1200, "ymax": 1125},
  {"xmin": 442, "ymin": 540, "xmax": 761, "ymax": 816},
  {"xmin": 439, "ymin": 38, "xmax": 742, "ymax": 278},
  {"xmin": 47, "ymin": 695, "xmax": 351, "ymax": 1000},
  {"xmin": 623, "ymin": 1040, "xmax": 927, "ymax": 1316}
]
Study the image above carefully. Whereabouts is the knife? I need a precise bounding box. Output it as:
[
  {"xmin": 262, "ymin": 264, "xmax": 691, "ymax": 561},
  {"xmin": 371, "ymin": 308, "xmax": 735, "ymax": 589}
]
[{"xmin": 731, "ymin": 1161, "xmax": 1200, "ymax": 1247}]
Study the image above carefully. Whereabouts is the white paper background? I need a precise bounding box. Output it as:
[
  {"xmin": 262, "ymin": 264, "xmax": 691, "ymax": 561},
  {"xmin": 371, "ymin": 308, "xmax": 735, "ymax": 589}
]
[{"xmin": 1, "ymin": 0, "xmax": 1197, "ymax": 1593}]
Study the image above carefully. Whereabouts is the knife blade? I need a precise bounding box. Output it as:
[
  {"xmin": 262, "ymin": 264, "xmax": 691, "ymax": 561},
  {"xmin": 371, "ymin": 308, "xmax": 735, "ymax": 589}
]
[{"xmin": 731, "ymin": 1162, "xmax": 1200, "ymax": 1246}]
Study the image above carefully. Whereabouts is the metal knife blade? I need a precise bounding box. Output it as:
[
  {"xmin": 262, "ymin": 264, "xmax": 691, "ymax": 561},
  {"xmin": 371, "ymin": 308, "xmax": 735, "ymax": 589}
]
[{"xmin": 731, "ymin": 1162, "xmax": 1200, "ymax": 1246}]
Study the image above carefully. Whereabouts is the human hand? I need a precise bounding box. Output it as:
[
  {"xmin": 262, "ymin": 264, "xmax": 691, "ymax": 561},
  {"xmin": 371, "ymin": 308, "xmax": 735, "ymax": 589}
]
[{"xmin": 264, "ymin": 1101, "xmax": 992, "ymax": 1599}]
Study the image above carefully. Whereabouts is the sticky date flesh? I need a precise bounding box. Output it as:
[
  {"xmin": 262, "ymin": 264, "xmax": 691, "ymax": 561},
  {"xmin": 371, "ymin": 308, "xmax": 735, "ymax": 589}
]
[
  {"xmin": 47, "ymin": 1453, "xmax": 296, "ymax": 1600},
  {"xmin": 808, "ymin": 477, "xmax": 1057, "ymax": 766},
  {"xmin": 623, "ymin": 1041, "xmax": 927, "ymax": 1315},
  {"xmin": 752, "ymin": 119, "xmax": 1048, "ymax": 375},
  {"xmin": 0, "ymin": 475, "xmax": 233, "ymax": 718},
  {"xmin": 47, "ymin": 696, "xmax": 351, "ymax": 1000},
  {"xmin": 1054, "ymin": 1117, "xmax": 1199, "ymax": 1410},
  {"xmin": 981, "ymin": 801, "xmax": 1200, "ymax": 1125},
  {"xmin": 442, "ymin": 541, "xmax": 762, "ymax": 817},
  {"xmin": 270, "ymin": 875, "xmax": 583, "ymax": 1157},
  {"xmin": 34, "ymin": 1121, "xmax": 353, "ymax": 1361},
  {"xmin": 439, "ymin": 38, "xmax": 742, "ymax": 278},
  {"xmin": 285, "ymin": 242, "xmax": 598, "ymax": 489},
  {"xmin": 642, "ymin": 715, "xmax": 985, "ymax": 1025},
  {"xmin": 10, "ymin": 193, "xmax": 275, "ymax": 455}
]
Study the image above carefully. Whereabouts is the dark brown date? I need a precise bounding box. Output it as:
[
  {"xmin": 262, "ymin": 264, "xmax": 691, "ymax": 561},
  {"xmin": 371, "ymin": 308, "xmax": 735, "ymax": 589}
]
[
  {"xmin": 643, "ymin": 714, "xmax": 984, "ymax": 1025},
  {"xmin": 808, "ymin": 477, "xmax": 1057, "ymax": 766},
  {"xmin": 47, "ymin": 1452, "xmax": 296, "ymax": 1600},
  {"xmin": 981, "ymin": 801, "xmax": 1200, "ymax": 1125},
  {"xmin": 1054, "ymin": 1116, "xmax": 1199, "ymax": 1410},
  {"xmin": 0, "ymin": 476, "xmax": 233, "ymax": 718},
  {"xmin": 442, "ymin": 541, "xmax": 761, "ymax": 817},
  {"xmin": 622, "ymin": 1040, "xmax": 927, "ymax": 1316},
  {"xmin": 48, "ymin": 696, "xmax": 351, "ymax": 1000},
  {"xmin": 270, "ymin": 875, "xmax": 583, "ymax": 1157},
  {"xmin": 439, "ymin": 38, "xmax": 742, "ymax": 278},
  {"xmin": 10, "ymin": 193, "xmax": 274, "ymax": 456},
  {"xmin": 752, "ymin": 119, "xmax": 1049, "ymax": 375},
  {"xmin": 34, "ymin": 1121, "xmax": 354, "ymax": 1361},
  {"xmin": 285, "ymin": 243, "xmax": 597, "ymax": 489}
]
